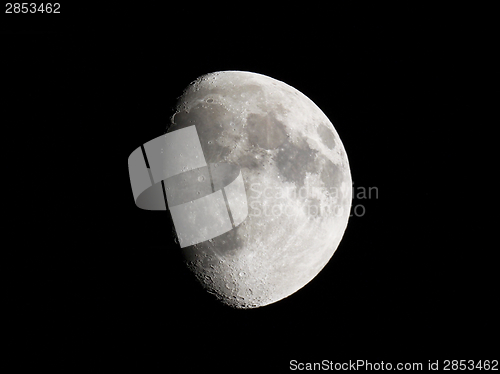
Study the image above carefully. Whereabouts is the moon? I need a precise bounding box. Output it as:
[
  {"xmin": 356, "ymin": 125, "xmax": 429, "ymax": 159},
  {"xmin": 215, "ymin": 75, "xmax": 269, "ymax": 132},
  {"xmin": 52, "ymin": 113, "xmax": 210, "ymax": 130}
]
[{"xmin": 167, "ymin": 71, "xmax": 352, "ymax": 308}]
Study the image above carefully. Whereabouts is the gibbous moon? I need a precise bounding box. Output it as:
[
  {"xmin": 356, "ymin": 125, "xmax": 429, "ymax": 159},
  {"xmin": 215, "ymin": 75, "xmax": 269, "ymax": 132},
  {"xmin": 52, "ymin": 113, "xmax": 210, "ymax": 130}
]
[{"xmin": 168, "ymin": 71, "xmax": 352, "ymax": 308}]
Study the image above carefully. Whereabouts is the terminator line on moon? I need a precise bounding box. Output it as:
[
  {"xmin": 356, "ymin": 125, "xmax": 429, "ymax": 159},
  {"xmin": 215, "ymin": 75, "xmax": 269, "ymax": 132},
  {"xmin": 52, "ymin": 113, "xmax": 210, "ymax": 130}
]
[{"xmin": 135, "ymin": 71, "xmax": 352, "ymax": 308}]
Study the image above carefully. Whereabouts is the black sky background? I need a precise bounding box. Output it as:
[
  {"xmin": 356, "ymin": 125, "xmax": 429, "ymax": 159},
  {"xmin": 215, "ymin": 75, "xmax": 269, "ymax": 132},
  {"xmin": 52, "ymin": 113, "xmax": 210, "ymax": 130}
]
[{"xmin": 4, "ymin": 5, "xmax": 495, "ymax": 371}]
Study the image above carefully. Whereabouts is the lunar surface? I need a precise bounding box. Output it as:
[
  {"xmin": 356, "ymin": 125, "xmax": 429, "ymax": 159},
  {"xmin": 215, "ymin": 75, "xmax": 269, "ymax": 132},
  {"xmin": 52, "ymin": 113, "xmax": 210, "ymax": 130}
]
[{"xmin": 167, "ymin": 71, "xmax": 352, "ymax": 308}]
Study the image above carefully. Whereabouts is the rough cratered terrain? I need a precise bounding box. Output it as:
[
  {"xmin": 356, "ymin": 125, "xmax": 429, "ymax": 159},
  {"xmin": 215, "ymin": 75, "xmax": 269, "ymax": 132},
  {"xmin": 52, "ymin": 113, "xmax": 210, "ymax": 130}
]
[{"xmin": 167, "ymin": 71, "xmax": 352, "ymax": 308}]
